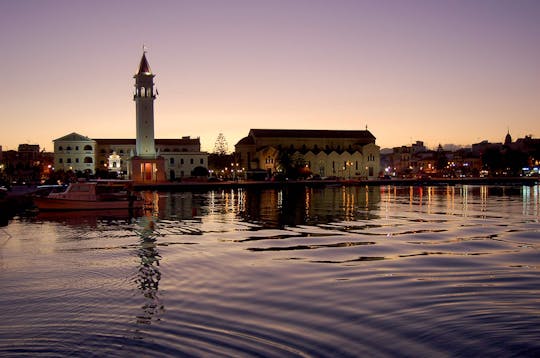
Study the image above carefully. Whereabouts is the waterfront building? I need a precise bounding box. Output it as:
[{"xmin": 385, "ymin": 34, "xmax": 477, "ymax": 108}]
[
  {"xmin": 53, "ymin": 133, "xmax": 96, "ymax": 174},
  {"xmin": 52, "ymin": 51, "xmax": 208, "ymax": 180},
  {"xmin": 235, "ymin": 129, "xmax": 380, "ymax": 179},
  {"xmin": 94, "ymin": 137, "xmax": 206, "ymax": 180},
  {"xmin": 0, "ymin": 144, "xmax": 53, "ymax": 183}
]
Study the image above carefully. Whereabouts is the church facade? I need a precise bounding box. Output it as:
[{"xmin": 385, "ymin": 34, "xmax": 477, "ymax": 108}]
[{"xmin": 235, "ymin": 129, "xmax": 380, "ymax": 179}]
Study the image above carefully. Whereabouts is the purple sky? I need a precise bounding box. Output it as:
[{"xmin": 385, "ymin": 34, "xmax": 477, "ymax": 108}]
[{"xmin": 1, "ymin": 0, "xmax": 539, "ymax": 152}]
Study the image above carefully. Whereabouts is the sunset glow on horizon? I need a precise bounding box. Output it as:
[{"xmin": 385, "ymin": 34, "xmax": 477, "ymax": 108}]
[{"xmin": 1, "ymin": 0, "xmax": 539, "ymax": 152}]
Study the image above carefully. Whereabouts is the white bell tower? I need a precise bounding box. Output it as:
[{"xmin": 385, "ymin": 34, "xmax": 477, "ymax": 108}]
[
  {"xmin": 134, "ymin": 51, "xmax": 156, "ymax": 159},
  {"xmin": 129, "ymin": 49, "xmax": 166, "ymax": 183}
]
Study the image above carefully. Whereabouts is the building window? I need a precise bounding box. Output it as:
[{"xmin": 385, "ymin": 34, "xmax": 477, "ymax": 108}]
[
  {"xmin": 75, "ymin": 146, "xmax": 79, "ymax": 151},
  {"xmin": 66, "ymin": 146, "xmax": 72, "ymax": 151},
  {"xmin": 84, "ymin": 157, "xmax": 93, "ymax": 163},
  {"xmin": 59, "ymin": 158, "xmax": 63, "ymax": 164},
  {"xmin": 170, "ymin": 158, "xmax": 175, "ymax": 164},
  {"xmin": 75, "ymin": 158, "xmax": 79, "ymax": 163},
  {"xmin": 67, "ymin": 158, "xmax": 72, "ymax": 163},
  {"xmin": 84, "ymin": 145, "xmax": 92, "ymax": 151},
  {"xmin": 190, "ymin": 158, "xmax": 194, "ymax": 165},
  {"xmin": 181, "ymin": 159, "xmax": 184, "ymax": 165},
  {"xmin": 58, "ymin": 146, "xmax": 63, "ymax": 151},
  {"xmin": 200, "ymin": 158, "xmax": 204, "ymax": 165}
]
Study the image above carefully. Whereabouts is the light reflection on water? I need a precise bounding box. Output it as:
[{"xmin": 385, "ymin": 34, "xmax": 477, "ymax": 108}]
[{"xmin": 0, "ymin": 185, "xmax": 539, "ymax": 357}]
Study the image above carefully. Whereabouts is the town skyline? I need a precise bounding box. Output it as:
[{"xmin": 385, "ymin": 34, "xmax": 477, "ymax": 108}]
[{"xmin": 1, "ymin": 0, "xmax": 539, "ymax": 152}]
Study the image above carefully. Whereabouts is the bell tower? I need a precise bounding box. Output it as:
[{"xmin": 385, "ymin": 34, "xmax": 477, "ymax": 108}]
[
  {"xmin": 129, "ymin": 49, "xmax": 166, "ymax": 183},
  {"xmin": 134, "ymin": 51, "xmax": 156, "ymax": 158}
]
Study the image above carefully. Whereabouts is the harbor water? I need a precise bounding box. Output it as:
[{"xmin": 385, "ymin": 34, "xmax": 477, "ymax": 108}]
[{"xmin": 0, "ymin": 185, "xmax": 539, "ymax": 356}]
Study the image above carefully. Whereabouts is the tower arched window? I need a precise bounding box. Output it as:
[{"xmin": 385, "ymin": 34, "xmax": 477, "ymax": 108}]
[
  {"xmin": 84, "ymin": 157, "xmax": 93, "ymax": 163},
  {"xmin": 84, "ymin": 145, "xmax": 92, "ymax": 151}
]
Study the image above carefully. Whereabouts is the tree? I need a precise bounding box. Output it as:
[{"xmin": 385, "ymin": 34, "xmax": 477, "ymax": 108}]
[
  {"xmin": 213, "ymin": 133, "xmax": 229, "ymax": 155},
  {"xmin": 435, "ymin": 144, "xmax": 448, "ymax": 171}
]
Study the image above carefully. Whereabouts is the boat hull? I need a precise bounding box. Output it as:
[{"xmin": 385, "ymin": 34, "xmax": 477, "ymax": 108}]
[{"xmin": 33, "ymin": 197, "xmax": 144, "ymax": 211}]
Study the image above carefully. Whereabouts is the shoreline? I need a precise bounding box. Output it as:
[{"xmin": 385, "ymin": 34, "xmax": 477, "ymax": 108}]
[{"xmin": 133, "ymin": 176, "xmax": 539, "ymax": 191}]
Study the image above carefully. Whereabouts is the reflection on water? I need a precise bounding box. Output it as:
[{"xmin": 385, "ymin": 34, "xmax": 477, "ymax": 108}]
[
  {"xmin": 134, "ymin": 196, "xmax": 163, "ymax": 326},
  {"xmin": 1, "ymin": 185, "xmax": 539, "ymax": 357},
  {"xmin": 151, "ymin": 186, "xmax": 382, "ymax": 228}
]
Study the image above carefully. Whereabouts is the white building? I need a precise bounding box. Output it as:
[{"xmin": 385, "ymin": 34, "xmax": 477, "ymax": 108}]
[
  {"xmin": 52, "ymin": 52, "xmax": 208, "ymax": 180},
  {"xmin": 53, "ymin": 132, "xmax": 96, "ymax": 174}
]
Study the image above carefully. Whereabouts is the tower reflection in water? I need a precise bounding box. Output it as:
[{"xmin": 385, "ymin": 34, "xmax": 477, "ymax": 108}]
[{"xmin": 135, "ymin": 191, "xmax": 163, "ymax": 325}]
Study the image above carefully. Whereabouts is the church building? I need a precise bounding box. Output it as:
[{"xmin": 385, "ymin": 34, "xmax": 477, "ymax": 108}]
[
  {"xmin": 52, "ymin": 52, "xmax": 208, "ymax": 180},
  {"xmin": 235, "ymin": 129, "xmax": 380, "ymax": 179}
]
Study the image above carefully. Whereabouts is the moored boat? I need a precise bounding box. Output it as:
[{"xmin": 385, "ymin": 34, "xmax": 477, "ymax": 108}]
[{"xmin": 33, "ymin": 180, "xmax": 143, "ymax": 211}]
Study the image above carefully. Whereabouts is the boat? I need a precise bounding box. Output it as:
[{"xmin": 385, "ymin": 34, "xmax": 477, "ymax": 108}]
[{"xmin": 33, "ymin": 180, "xmax": 144, "ymax": 211}]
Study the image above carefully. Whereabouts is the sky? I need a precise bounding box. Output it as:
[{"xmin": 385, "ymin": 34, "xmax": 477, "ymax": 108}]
[{"xmin": 1, "ymin": 0, "xmax": 539, "ymax": 152}]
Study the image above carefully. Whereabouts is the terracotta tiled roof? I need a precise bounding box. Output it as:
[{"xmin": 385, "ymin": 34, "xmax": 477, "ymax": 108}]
[
  {"xmin": 93, "ymin": 138, "xmax": 200, "ymax": 145},
  {"xmin": 53, "ymin": 132, "xmax": 94, "ymax": 142},
  {"xmin": 156, "ymin": 138, "xmax": 200, "ymax": 145},
  {"xmin": 249, "ymin": 129, "xmax": 376, "ymax": 140}
]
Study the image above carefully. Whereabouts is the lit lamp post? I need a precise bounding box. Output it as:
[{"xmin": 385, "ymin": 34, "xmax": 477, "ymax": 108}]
[{"xmin": 346, "ymin": 161, "xmax": 353, "ymax": 180}]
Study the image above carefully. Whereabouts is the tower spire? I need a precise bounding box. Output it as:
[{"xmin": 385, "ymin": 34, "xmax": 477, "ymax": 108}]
[{"xmin": 137, "ymin": 52, "xmax": 152, "ymax": 75}]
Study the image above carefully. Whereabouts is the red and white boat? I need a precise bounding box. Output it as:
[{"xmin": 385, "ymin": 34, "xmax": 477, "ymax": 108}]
[{"xmin": 33, "ymin": 180, "xmax": 144, "ymax": 211}]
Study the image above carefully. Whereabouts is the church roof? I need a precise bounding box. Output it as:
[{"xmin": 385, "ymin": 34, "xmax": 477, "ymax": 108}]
[
  {"xmin": 136, "ymin": 53, "xmax": 152, "ymax": 75},
  {"xmin": 94, "ymin": 138, "xmax": 200, "ymax": 146},
  {"xmin": 236, "ymin": 136, "xmax": 255, "ymax": 145},
  {"xmin": 248, "ymin": 129, "xmax": 376, "ymax": 140},
  {"xmin": 53, "ymin": 132, "xmax": 94, "ymax": 142}
]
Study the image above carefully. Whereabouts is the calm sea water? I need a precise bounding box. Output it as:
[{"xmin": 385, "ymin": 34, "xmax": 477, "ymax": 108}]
[{"xmin": 0, "ymin": 185, "xmax": 539, "ymax": 357}]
